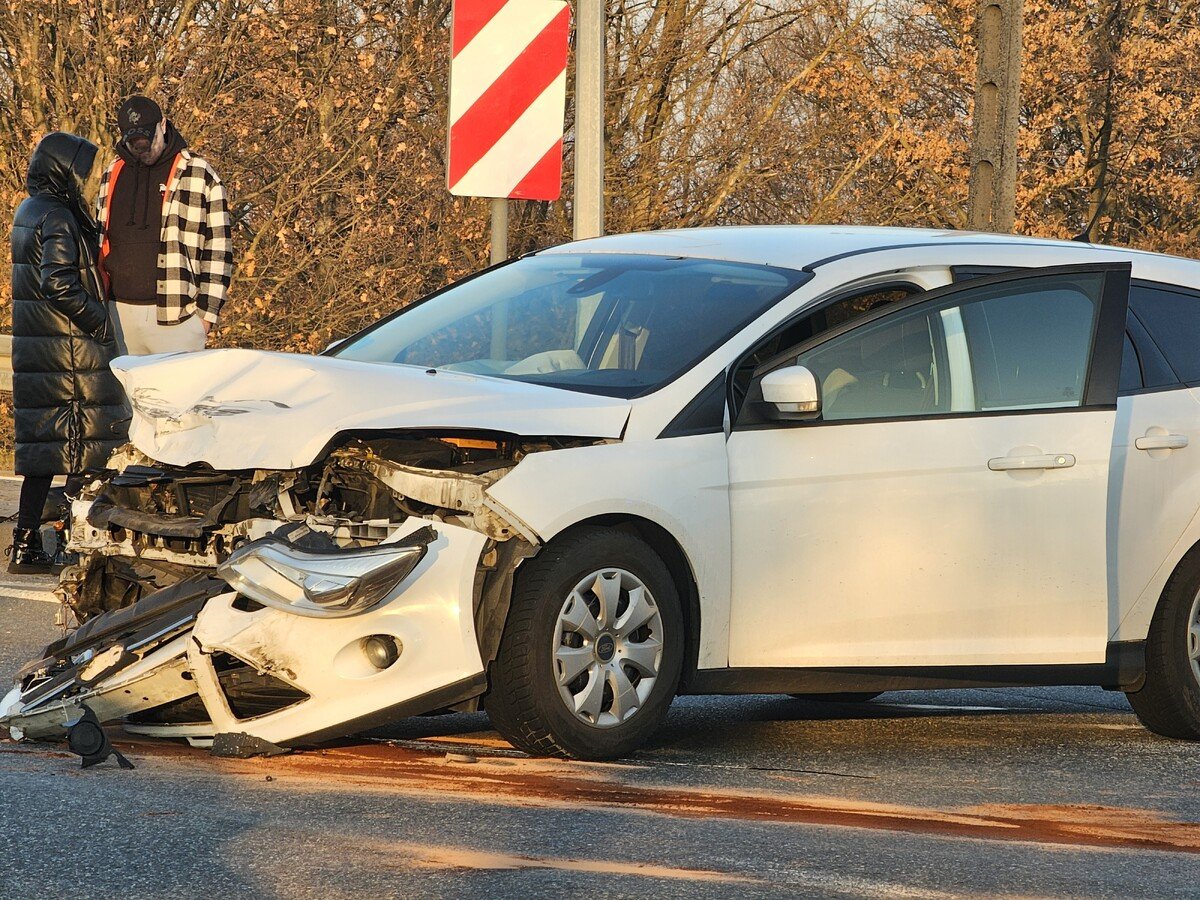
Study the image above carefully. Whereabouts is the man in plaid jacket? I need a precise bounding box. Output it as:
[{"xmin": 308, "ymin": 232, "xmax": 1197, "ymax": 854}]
[{"xmin": 97, "ymin": 96, "xmax": 233, "ymax": 354}]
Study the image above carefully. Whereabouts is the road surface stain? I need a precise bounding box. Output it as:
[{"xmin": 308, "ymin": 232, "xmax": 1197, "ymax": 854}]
[
  {"xmin": 316, "ymin": 835, "xmax": 992, "ymax": 897},
  {"xmin": 371, "ymin": 840, "xmax": 755, "ymax": 882},
  {"xmin": 6, "ymin": 735, "xmax": 1200, "ymax": 855}
]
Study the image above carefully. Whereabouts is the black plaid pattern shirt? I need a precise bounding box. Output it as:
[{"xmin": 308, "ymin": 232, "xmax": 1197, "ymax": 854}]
[{"xmin": 98, "ymin": 149, "xmax": 233, "ymax": 326}]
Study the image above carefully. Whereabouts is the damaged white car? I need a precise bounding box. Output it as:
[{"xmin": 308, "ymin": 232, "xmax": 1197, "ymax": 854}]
[{"xmin": 7, "ymin": 225, "xmax": 1200, "ymax": 760}]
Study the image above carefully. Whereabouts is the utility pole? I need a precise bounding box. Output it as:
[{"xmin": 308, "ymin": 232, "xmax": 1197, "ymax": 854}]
[
  {"xmin": 967, "ymin": 0, "xmax": 1023, "ymax": 233},
  {"xmin": 573, "ymin": 0, "xmax": 604, "ymax": 239}
]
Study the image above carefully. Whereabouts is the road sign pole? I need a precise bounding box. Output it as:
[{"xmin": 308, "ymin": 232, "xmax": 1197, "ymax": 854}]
[
  {"xmin": 490, "ymin": 198, "xmax": 509, "ymax": 357},
  {"xmin": 573, "ymin": 0, "xmax": 604, "ymax": 240},
  {"xmin": 490, "ymin": 197, "xmax": 508, "ymax": 264}
]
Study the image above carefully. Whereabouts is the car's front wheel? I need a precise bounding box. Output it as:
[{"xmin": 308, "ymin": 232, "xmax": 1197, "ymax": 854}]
[
  {"xmin": 486, "ymin": 527, "xmax": 683, "ymax": 760},
  {"xmin": 1126, "ymin": 552, "xmax": 1200, "ymax": 739}
]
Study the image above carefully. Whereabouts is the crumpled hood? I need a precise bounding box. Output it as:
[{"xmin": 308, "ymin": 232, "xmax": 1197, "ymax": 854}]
[{"xmin": 112, "ymin": 348, "xmax": 630, "ymax": 470}]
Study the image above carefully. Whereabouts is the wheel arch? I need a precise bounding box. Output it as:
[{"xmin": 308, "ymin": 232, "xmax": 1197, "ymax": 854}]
[
  {"xmin": 1147, "ymin": 538, "xmax": 1200, "ymax": 633},
  {"xmin": 548, "ymin": 514, "xmax": 703, "ymax": 689},
  {"xmin": 1119, "ymin": 527, "xmax": 1200, "ymax": 644}
]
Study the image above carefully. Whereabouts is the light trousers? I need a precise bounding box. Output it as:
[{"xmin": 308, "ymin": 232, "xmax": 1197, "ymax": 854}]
[{"xmin": 111, "ymin": 302, "xmax": 206, "ymax": 355}]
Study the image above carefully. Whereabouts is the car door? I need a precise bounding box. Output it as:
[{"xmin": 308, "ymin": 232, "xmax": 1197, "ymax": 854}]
[
  {"xmin": 1109, "ymin": 285, "xmax": 1200, "ymax": 634},
  {"xmin": 726, "ymin": 264, "xmax": 1131, "ymax": 670}
]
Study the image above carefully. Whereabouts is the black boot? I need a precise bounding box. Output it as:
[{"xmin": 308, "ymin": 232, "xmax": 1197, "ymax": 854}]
[{"xmin": 7, "ymin": 527, "xmax": 54, "ymax": 575}]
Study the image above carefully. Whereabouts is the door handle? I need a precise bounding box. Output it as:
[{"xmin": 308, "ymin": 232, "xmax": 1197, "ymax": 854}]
[
  {"xmin": 988, "ymin": 453, "xmax": 1076, "ymax": 471},
  {"xmin": 1135, "ymin": 433, "xmax": 1188, "ymax": 451}
]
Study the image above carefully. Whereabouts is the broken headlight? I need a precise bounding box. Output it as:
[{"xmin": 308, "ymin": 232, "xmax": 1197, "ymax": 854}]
[{"xmin": 216, "ymin": 536, "xmax": 429, "ymax": 618}]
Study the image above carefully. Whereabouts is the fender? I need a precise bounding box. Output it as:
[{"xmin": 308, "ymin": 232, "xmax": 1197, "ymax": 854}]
[
  {"xmin": 1114, "ymin": 502, "xmax": 1200, "ymax": 642},
  {"xmin": 486, "ymin": 433, "xmax": 732, "ymax": 669}
]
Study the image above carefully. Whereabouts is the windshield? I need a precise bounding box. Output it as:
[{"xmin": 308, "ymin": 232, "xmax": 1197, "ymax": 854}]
[{"xmin": 331, "ymin": 253, "xmax": 807, "ymax": 398}]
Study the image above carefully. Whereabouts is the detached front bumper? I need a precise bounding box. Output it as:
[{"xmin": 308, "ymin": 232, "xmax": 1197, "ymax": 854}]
[{"xmin": 1, "ymin": 517, "xmax": 491, "ymax": 749}]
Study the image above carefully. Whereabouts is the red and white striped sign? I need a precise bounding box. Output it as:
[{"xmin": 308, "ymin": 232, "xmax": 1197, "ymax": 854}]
[{"xmin": 448, "ymin": 0, "xmax": 571, "ymax": 201}]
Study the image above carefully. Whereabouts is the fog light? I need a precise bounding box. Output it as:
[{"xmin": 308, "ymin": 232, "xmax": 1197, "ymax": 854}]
[{"xmin": 363, "ymin": 635, "xmax": 401, "ymax": 670}]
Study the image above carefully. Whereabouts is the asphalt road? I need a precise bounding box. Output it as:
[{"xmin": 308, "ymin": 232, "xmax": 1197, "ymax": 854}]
[{"xmin": 2, "ymin": 492, "xmax": 1199, "ymax": 897}]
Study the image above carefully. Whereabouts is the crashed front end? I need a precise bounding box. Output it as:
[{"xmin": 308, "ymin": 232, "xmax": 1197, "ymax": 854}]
[
  {"xmin": 60, "ymin": 436, "xmax": 539, "ymax": 620},
  {"xmin": 1, "ymin": 434, "xmax": 551, "ymax": 751}
]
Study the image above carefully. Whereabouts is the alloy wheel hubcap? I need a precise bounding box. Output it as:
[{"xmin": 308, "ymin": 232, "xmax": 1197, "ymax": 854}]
[{"xmin": 552, "ymin": 568, "xmax": 664, "ymax": 728}]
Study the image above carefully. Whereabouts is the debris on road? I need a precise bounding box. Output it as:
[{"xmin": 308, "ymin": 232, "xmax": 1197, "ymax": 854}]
[
  {"xmin": 65, "ymin": 705, "xmax": 134, "ymax": 770},
  {"xmin": 210, "ymin": 732, "xmax": 291, "ymax": 759}
]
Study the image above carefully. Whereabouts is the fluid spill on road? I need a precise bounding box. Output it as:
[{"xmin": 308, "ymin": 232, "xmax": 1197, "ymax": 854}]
[
  {"xmin": 7, "ymin": 734, "xmax": 1200, "ymax": 855},
  {"xmin": 145, "ymin": 740, "xmax": 1200, "ymax": 853},
  {"xmin": 374, "ymin": 840, "xmax": 755, "ymax": 882}
]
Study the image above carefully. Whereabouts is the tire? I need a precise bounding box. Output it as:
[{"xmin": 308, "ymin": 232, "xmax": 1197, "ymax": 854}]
[
  {"xmin": 1126, "ymin": 552, "xmax": 1200, "ymax": 739},
  {"xmin": 789, "ymin": 692, "xmax": 882, "ymax": 703},
  {"xmin": 486, "ymin": 527, "xmax": 684, "ymax": 760}
]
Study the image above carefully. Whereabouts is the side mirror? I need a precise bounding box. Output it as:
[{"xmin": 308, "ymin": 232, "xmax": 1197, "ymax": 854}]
[{"xmin": 760, "ymin": 364, "xmax": 820, "ymax": 419}]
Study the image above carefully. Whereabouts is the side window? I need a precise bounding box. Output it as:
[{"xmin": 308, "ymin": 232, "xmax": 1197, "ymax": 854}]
[
  {"xmin": 1120, "ymin": 332, "xmax": 1143, "ymax": 394},
  {"xmin": 795, "ymin": 306, "xmax": 945, "ymax": 420},
  {"xmin": 1128, "ymin": 284, "xmax": 1198, "ymax": 383},
  {"xmin": 958, "ymin": 280, "xmax": 1097, "ymax": 409},
  {"xmin": 732, "ymin": 284, "xmax": 920, "ymax": 408},
  {"xmin": 822, "ymin": 287, "xmax": 914, "ymax": 329},
  {"xmin": 793, "ymin": 272, "xmax": 1104, "ymax": 422},
  {"xmin": 742, "ymin": 285, "xmax": 917, "ymax": 371},
  {"xmin": 950, "ymin": 269, "xmax": 1174, "ymax": 395},
  {"xmin": 1126, "ymin": 309, "xmax": 1179, "ymax": 389}
]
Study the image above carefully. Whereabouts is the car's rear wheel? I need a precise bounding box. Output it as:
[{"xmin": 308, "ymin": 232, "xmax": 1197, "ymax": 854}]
[
  {"xmin": 486, "ymin": 527, "xmax": 683, "ymax": 760},
  {"xmin": 1126, "ymin": 553, "xmax": 1200, "ymax": 739},
  {"xmin": 789, "ymin": 692, "xmax": 882, "ymax": 703}
]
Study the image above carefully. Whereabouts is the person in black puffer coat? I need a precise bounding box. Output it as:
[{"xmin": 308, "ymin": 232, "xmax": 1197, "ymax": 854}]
[{"xmin": 9, "ymin": 132, "xmax": 129, "ymax": 573}]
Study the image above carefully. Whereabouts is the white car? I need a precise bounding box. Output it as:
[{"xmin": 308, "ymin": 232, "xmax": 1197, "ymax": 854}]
[{"xmin": 5, "ymin": 225, "xmax": 1200, "ymax": 760}]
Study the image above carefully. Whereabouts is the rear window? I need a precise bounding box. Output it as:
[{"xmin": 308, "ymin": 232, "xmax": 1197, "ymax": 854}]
[
  {"xmin": 1129, "ymin": 284, "xmax": 1200, "ymax": 382},
  {"xmin": 1120, "ymin": 333, "xmax": 1141, "ymax": 393}
]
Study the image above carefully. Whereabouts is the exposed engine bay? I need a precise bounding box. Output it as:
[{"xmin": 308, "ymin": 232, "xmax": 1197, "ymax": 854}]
[
  {"xmin": 0, "ymin": 432, "xmax": 596, "ymax": 754},
  {"xmin": 60, "ymin": 434, "xmax": 551, "ymax": 622}
]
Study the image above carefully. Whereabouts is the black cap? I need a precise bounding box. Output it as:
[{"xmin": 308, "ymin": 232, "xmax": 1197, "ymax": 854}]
[{"xmin": 116, "ymin": 95, "xmax": 163, "ymax": 142}]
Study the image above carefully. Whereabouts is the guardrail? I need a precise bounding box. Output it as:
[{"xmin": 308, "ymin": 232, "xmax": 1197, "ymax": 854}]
[{"xmin": 0, "ymin": 334, "xmax": 10, "ymax": 392}]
